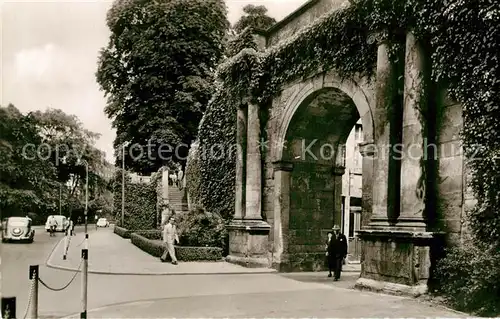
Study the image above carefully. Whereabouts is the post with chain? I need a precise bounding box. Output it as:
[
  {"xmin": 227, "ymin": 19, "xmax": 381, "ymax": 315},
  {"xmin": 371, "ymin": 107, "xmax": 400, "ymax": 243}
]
[
  {"xmin": 1, "ymin": 296, "xmax": 16, "ymax": 319},
  {"xmin": 80, "ymin": 249, "xmax": 88, "ymax": 319},
  {"xmin": 63, "ymin": 229, "xmax": 69, "ymax": 260},
  {"xmin": 29, "ymin": 265, "xmax": 39, "ymax": 319}
]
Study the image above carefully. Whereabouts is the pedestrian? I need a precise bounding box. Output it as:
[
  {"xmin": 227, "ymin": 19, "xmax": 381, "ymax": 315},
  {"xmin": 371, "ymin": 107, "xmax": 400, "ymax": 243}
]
[
  {"xmin": 160, "ymin": 215, "xmax": 179, "ymax": 265},
  {"xmin": 177, "ymin": 169, "xmax": 183, "ymax": 189},
  {"xmin": 171, "ymin": 173, "xmax": 177, "ymax": 188},
  {"xmin": 48, "ymin": 215, "xmax": 58, "ymax": 237},
  {"xmin": 326, "ymin": 225, "xmax": 347, "ymax": 281},
  {"xmin": 69, "ymin": 218, "xmax": 75, "ymax": 236}
]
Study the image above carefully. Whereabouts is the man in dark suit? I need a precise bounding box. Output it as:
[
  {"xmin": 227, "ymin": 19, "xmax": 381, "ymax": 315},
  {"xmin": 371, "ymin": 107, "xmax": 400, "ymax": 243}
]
[{"xmin": 326, "ymin": 224, "xmax": 348, "ymax": 281}]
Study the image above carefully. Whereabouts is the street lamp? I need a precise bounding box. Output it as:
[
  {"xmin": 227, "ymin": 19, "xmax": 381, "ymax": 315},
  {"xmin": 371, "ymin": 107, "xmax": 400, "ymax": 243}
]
[
  {"xmin": 121, "ymin": 142, "xmax": 130, "ymax": 227},
  {"xmin": 78, "ymin": 159, "xmax": 89, "ymax": 247}
]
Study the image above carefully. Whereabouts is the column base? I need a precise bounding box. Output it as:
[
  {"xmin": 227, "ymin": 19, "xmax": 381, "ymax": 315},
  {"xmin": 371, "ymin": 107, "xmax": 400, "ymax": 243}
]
[
  {"xmin": 395, "ymin": 217, "xmax": 427, "ymax": 231},
  {"xmin": 227, "ymin": 219, "xmax": 271, "ymax": 268},
  {"xmin": 357, "ymin": 228, "xmax": 445, "ymax": 296},
  {"xmin": 355, "ymin": 278, "xmax": 428, "ymax": 297},
  {"xmin": 368, "ymin": 217, "xmax": 395, "ymax": 230}
]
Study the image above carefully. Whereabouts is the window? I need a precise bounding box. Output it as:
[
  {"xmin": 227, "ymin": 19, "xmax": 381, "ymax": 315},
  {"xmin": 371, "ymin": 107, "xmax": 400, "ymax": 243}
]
[
  {"xmin": 355, "ymin": 124, "xmax": 363, "ymax": 142},
  {"xmin": 349, "ymin": 212, "xmax": 355, "ymax": 237}
]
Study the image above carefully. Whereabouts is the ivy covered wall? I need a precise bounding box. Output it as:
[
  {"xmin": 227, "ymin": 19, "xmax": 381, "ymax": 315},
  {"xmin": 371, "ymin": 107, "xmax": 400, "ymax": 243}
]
[{"xmin": 113, "ymin": 170, "xmax": 157, "ymax": 230}]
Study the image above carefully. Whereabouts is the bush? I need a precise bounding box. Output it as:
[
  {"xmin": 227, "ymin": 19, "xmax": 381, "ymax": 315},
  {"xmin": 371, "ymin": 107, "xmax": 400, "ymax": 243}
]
[
  {"xmin": 175, "ymin": 207, "xmax": 228, "ymax": 254},
  {"xmin": 113, "ymin": 169, "xmax": 156, "ymax": 230},
  {"xmin": 134, "ymin": 229, "xmax": 162, "ymax": 240},
  {"xmin": 130, "ymin": 232, "xmax": 223, "ymax": 261},
  {"xmin": 114, "ymin": 225, "xmax": 131, "ymax": 238},
  {"xmin": 435, "ymin": 241, "xmax": 500, "ymax": 316}
]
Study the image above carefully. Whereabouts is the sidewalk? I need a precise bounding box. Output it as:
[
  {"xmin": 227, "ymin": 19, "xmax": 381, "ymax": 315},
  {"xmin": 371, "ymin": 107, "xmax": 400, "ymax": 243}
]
[{"xmin": 46, "ymin": 228, "xmax": 281, "ymax": 275}]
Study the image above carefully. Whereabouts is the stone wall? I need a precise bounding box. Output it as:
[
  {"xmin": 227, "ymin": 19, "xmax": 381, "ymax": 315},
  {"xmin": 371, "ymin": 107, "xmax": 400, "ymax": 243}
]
[{"xmin": 267, "ymin": 0, "xmax": 347, "ymax": 47}]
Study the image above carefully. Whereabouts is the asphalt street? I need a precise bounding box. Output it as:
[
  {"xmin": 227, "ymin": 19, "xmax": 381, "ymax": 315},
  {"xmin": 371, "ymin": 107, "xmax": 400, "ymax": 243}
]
[{"xmin": 1, "ymin": 226, "xmax": 465, "ymax": 318}]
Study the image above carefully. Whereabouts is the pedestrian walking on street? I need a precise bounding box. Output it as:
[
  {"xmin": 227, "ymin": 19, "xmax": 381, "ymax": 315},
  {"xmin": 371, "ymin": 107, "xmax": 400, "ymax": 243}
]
[
  {"xmin": 326, "ymin": 225, "xmax": 347, "ymax": 281},
  {"xmin": 48, "ymin": 215, "xmax": 58, "ymax": 237},
  {"xmin": 177, "ymin": 169, "xmax": 183, "ymax": 190},
  {"xmin": 69, "ymin": 218, "xmax": 75, "ymax": 236},
  {"xmin": 160, "ymin": 216, "xmax": 179, "ymax": 265}
]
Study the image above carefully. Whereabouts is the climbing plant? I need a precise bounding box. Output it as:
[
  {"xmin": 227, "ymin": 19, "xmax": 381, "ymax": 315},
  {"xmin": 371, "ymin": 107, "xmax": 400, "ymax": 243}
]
[{"xmin": 196, "ymin": 0, "xmax": 499, "ymax": 314}]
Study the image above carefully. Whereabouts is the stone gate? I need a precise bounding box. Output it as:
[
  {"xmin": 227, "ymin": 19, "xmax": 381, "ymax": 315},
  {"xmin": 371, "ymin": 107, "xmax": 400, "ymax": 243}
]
[{"xmin": 226, "ymin": 0, "xmax": 472, "ymax": 295}]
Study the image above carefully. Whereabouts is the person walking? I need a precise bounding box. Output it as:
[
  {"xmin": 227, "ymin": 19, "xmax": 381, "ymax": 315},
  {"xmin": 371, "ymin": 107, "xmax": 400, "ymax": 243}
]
[
  {"xmin": 326, "ymin": 225, "xmax": 348, "ymax": 281},
  {"xmin": 177, "ymin": 169, "xmax": 184, "ymax": 190},
  {"xmin": 160, "ymin": 216, "xmax": 179, "ymax": 265},
  {"xmin": 48, "ymin": 215, "xmax": 58, "ymax": 237},
  {"xmin": 69, "ymin": 218, "xmax": 75, "ymax": 236}
]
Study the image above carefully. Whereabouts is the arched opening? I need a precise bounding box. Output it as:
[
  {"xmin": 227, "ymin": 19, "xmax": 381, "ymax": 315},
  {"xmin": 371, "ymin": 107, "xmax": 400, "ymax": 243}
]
[{"xmin": 279, "ymin": 87, "xmax": 368, "ymax": 270}]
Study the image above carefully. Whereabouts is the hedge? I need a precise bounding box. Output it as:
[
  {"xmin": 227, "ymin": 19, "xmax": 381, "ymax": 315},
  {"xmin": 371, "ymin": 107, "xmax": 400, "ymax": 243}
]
[
  {"xmin": 113, "ymin": 169, "xmax": 156, "ymax": 230},
  {"xmin": 130, "ymin": 232, "xmax": 223, "ymax": 261},
  {"xmin": 114, "ymin": 225, "xmax": 131, "ymax": 238}
]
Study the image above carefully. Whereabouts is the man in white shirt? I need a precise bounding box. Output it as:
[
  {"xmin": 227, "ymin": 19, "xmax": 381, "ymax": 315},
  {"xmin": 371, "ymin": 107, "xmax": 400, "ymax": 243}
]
[
  {"xmin": 48, "ymin": 216, "xmax": 58, "ymax": 237},
  {"xmin": 160, "ymin": 216, "xmax": 179, "ymax": 264}
]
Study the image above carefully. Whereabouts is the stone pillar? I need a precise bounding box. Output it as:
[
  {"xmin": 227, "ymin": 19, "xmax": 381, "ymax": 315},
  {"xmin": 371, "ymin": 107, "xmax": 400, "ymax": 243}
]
[
  {"xmin": 369, "ymin": 32, "xmax": 397, "ymax": 228},
  {"xmin": 227, "ymin": 102, "xmax": 270, "ymax": 268},
  {"xmin": 333, "ymin": 166, "xmax": 345, "ymax": 227},
  {"xmin": 235, "ymin": 105, "xmax": 247, "ymax": 219},
  {"xmin": 271, "ymin": 161, "xmax": 293, "ymax": 269},
  {"xmin": 359, "ymin": 141, "xmax": 376, "ymax": 227},
  {"xmin": 160, "ymin": 169, "xmax": 170, "ymax": 226},
  {"xmin": 245, "ymin": 102, "xmax": 262, "ymax": 220},
  {"xmin": 398, "ymin": 32, "xmax": 427, "ymax": 230}
]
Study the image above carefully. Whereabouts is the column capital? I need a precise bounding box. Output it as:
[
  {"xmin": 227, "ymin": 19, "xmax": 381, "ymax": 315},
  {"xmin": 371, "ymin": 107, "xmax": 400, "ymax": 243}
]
[
  {"xmin": 358, "ymin": 141, "xmax": 376, "ymax": 157},
  {"xmin": 332, "ymin": 165, "xmax": 345, "ymax": 176},
  {"xmin": 367, "ymin": 31, "xmax": 390, "ymax": 45},
  {"xmin": 272, "ymin": 161, "xmax": 293, "ymax": 172}
]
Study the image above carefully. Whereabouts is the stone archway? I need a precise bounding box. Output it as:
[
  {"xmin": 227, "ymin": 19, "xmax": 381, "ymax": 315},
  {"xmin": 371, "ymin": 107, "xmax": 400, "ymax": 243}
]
[{"xmin": 270, "ymin": 74, "xmax": 375, "ymax": 271}]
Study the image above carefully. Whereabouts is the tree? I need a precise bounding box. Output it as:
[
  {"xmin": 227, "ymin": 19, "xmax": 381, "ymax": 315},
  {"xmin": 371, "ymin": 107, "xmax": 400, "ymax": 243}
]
[
  {"xmin": 0, "ymin": 104, "xmax": 58, "ymax": 218},
  {"xmin": 233, "ymin": 5, "xmax": 276, "ymax": 34},
  {"xmin": 96, "ymin": 0, "xmax": 230, "ymax": 174}
]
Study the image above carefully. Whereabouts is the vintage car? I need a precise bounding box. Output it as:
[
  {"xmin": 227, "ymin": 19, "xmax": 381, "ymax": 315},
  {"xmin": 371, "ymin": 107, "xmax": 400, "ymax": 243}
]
[
  {"xmin": 96, "ymin": 218, "xmax": 110, "ymax": 227},
  {"xmin": 2, "ymin": 216, "xmax": 35, "ymax": 243}
]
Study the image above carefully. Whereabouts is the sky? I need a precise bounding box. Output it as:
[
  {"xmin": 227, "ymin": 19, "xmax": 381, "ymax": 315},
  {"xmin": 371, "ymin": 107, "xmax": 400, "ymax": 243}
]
[{"xmin": 1, "ymin": 0, "xmax": 308, "ymax": 163}]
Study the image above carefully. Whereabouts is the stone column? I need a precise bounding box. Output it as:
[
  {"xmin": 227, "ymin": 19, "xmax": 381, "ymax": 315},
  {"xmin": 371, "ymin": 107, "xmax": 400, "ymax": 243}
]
[
  {"xmin": 369, "ymin": 32, "xmax": 397, "ymax": 228},
  {"xmin": 398, "ymin": 32, "xmax": 427, "ymax": 230},
  {"xmin": 359, "ymin": 141, "xmax": 376, "ymax": 227},
  {"xmin": 245, "ymin": 102, "xmax": 262, "ymax": 219},
  {"xmin": 235, "ymin": 105, "xmax": 247, "ymax": 219},
  {"xmin": 272, "ymin": 161, "xmax": 293, "ymax": 267},
  {"xmin": 333, "ymin": 166, "xmax": 345, "ymax": 227}
]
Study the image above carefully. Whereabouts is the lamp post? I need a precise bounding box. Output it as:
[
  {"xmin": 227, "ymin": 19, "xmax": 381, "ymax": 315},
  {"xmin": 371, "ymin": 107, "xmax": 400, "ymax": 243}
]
[
  {"xmin": 121, "ymin": 142, "xmax": 129, "ymax": 227},
  {"xmin": 78, "ymin": 159, "xmax": 89, "ymax": 248}
]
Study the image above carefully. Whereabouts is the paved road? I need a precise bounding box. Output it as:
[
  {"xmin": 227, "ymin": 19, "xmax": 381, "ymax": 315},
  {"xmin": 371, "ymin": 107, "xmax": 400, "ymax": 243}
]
[{"xmin": 2, "ymin": 227, "xmax": 465, "ymax": 318}]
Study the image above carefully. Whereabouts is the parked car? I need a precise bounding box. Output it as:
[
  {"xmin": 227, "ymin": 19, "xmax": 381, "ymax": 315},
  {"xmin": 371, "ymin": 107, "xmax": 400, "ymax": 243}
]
[
  {"xmin": 2, "ymin": 216, "xmax": 35, "ymax": 243},
  {"xmin": 45, "ymin": 215, "xmax": 69, "ymax": 232},
  {"xmin": 96, "ymin": 218, "xmax": 109, "ymax": 227}
]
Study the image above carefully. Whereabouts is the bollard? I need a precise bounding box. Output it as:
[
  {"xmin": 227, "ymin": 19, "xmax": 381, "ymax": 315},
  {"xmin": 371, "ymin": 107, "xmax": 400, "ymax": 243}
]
[
  {"xmin": 80, "ymin": 249, "xmax": 88, "ymax": 319},
  {"xmin": 83, "ymin": 233, "xmax": 89, "ymax": 250},
  {"xmin": 63, "ymin": 230, "xmax": 69, "ymax": 260},
  {"xmin": 1, "ymin": 297, "xmax": 16, "ymax": 319},
  {"xmin": 29, "ymin": 265, "xmax": 39, "ymax": 319}
]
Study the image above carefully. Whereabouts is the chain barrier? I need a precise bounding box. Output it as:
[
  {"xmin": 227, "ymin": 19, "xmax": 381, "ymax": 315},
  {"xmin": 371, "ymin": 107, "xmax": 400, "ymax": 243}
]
[
  {"xmin": 38, "ymin": 259, "xmax": 83, "ymax": 292},
  {"xmin": 22, "ymin": 277, "xmax": 36, "ymax": 319}
]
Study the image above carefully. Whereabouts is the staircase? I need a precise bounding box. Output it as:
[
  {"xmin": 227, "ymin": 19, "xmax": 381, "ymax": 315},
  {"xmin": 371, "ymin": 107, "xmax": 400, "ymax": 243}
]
[{"xmin": 168, "ymin": 185, "xmax": 188, "ymax": 213}]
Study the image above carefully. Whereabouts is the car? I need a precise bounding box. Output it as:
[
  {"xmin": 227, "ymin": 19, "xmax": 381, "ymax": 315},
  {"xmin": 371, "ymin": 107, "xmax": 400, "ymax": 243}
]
[
  {"xmin": 45, "ymin": 215, "xmax": 69, "ymax": 232},
  {"xmin": 96, "ymin": 218, "xmax": 109, "ymax": 227},
  {"xmin": 2, "ymin": 217, "xmax": 35, "ymax": 243}
]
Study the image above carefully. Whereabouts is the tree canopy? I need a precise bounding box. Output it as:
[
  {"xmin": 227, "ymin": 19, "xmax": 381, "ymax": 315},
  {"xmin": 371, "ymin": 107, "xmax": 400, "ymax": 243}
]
[
  {"xmin": 233, "ymin": 5, "xmax": 276, "ymax": 34},
  {"xmin": 96, "ymin": 0, "xmax": 230, "ymax": 174},
  {"xmin": 0, "ymin": 104, "xmax": 112, "ymax": 223}
]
